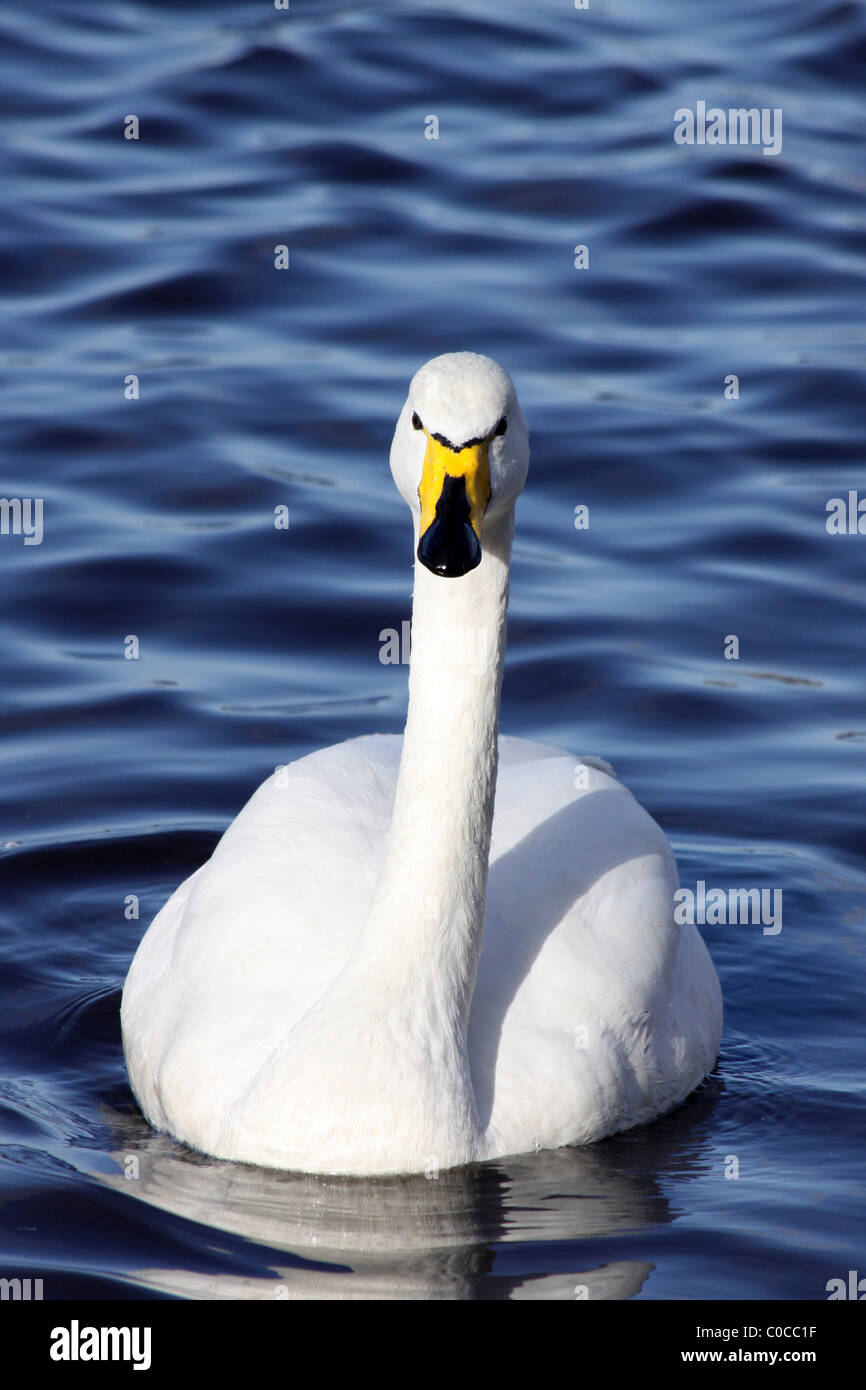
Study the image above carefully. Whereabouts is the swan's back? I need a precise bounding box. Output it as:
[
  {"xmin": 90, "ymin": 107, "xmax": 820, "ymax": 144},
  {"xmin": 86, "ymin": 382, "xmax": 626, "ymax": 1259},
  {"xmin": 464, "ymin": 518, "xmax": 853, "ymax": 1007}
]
[{"xmin": 122, "ymin": 734, "xmax": 720, "ymax": 1159}]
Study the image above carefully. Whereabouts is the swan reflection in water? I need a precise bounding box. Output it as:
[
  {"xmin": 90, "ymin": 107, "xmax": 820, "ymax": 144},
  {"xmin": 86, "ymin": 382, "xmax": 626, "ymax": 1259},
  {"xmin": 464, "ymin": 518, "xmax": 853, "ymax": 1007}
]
[{"xmin": 96, "ymin": 1082, "xmax": 720, "ymax": 1300}]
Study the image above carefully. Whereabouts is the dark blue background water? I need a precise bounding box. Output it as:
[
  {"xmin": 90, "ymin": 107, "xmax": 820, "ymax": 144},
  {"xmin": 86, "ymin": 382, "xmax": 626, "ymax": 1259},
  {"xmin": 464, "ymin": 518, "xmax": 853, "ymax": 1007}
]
[{"xmin": 1, "ymin": 0, "xmax": 864, "ymax": 1299}]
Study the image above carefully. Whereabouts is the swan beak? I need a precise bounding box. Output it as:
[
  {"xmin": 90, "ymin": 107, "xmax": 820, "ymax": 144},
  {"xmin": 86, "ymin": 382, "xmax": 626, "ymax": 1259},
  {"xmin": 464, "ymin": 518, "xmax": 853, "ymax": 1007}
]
[{"xmin": 417, "ymin": 434, "xmax": 491, "ymax": 578}]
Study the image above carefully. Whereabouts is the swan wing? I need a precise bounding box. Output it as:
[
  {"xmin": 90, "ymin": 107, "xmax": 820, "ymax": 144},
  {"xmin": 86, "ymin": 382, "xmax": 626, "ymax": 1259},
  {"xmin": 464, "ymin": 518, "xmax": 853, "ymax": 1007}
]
[
  {"xmin": 471, "ymin": 743, "xmax": 722, "ymax": 1155},
  {"xmin": 122, "ymin": 735, "xmax": 402, "ymax": 1139}
]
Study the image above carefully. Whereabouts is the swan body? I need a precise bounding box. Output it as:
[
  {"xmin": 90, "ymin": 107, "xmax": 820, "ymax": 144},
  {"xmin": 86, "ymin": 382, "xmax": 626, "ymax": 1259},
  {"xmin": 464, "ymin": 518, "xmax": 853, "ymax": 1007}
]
[{"xmin": 122, "ymin": 352, "xmax": 722, "ymax": 1175}]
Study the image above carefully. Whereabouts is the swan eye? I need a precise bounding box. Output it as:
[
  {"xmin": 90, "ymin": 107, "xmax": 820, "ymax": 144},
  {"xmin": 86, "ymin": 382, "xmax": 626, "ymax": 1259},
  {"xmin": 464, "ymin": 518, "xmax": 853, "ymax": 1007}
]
[
  {"xmin": 493, "ymin": 416, "xmax": 507, "ymax": 438},
  {"xmin": 412, "ymin": 412, "xmax": 423, "ymax": 431}
]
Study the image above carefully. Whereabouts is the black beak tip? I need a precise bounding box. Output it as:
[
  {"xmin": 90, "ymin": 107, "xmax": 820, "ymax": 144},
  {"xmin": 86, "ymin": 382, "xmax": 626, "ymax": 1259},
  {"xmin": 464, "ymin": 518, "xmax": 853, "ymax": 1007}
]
[{"xmin": 417, "ymin": 523, "xmax": 481, "ymax": 578}]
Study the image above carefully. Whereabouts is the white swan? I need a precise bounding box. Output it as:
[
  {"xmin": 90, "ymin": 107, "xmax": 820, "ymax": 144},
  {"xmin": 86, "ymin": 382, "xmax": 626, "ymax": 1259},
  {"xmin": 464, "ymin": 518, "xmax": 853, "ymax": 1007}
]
[{"xmin": 122, "ymin": 351, "xmax": 722, "ymax": 1176}]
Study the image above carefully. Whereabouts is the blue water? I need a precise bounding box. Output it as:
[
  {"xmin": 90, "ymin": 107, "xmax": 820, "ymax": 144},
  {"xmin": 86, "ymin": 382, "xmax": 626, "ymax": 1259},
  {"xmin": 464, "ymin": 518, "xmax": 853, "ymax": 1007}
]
[{"xmin": 1, "ymin": 0, "xmax": 864, "ymax": 1300}]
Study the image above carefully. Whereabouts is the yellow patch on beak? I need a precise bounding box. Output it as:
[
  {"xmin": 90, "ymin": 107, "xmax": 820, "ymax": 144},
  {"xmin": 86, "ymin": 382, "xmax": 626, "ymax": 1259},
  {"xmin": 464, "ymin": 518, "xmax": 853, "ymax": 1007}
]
[{"xmin": 418, "ymin": 434, "xmax": 491, "ymax": 542}]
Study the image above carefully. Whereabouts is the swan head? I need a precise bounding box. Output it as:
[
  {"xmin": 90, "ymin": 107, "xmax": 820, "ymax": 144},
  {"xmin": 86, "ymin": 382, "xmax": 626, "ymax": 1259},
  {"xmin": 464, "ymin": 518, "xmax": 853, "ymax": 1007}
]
[{"xmin": 390, "ymin": 352, "xmax": 529, "ymax": 578}]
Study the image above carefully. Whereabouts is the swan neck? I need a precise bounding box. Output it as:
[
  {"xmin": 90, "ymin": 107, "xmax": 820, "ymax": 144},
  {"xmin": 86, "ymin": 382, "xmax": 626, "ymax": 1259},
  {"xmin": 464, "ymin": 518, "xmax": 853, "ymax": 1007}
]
[{"xmin": 361, "ymin": 510, "xmax": 514, "ymax": 1021}]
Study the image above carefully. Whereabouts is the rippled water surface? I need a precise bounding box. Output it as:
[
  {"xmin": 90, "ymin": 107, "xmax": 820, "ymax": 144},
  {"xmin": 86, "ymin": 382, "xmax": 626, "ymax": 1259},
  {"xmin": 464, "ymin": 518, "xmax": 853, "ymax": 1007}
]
[{"xmin": 1, "ymin": 0, "xmax": 864, "ymax": 1299}]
